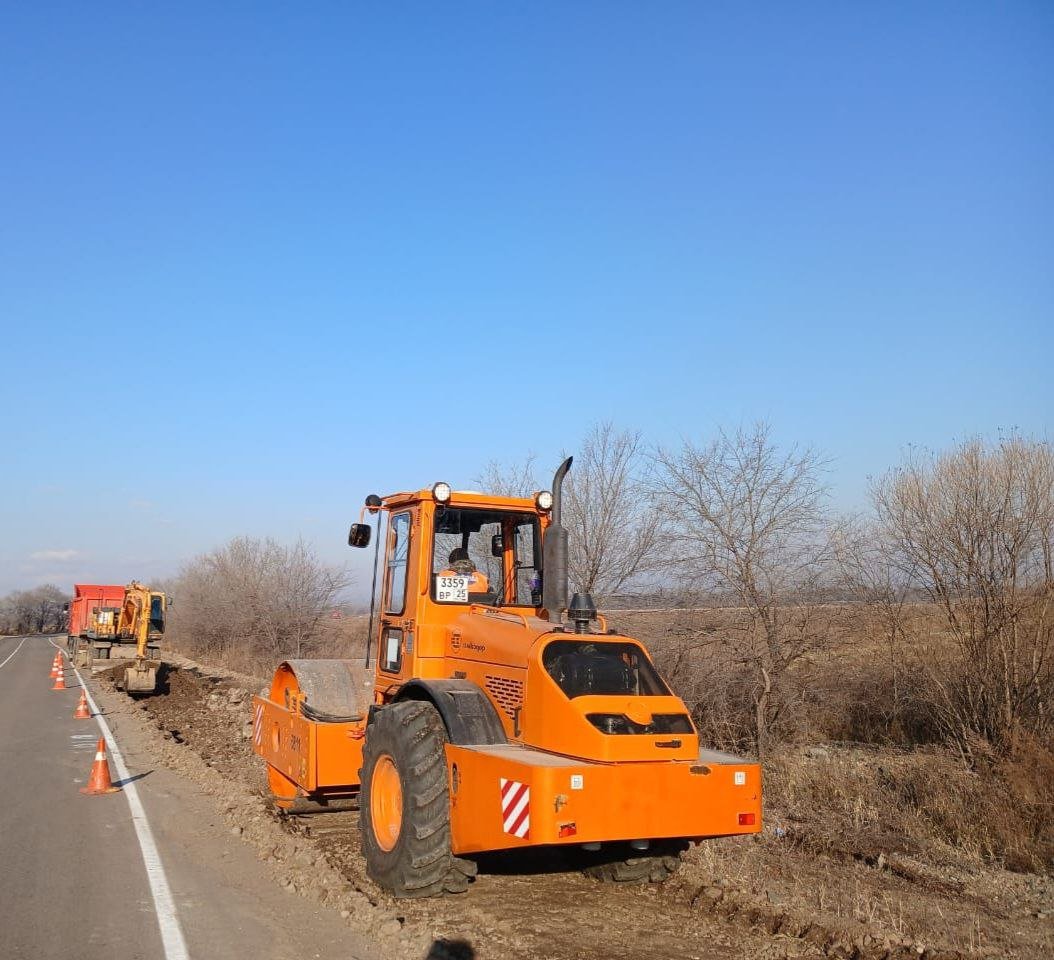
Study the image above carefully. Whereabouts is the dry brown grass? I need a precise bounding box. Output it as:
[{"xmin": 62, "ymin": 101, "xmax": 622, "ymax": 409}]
[
  {"xmin": 676, "ymin": 742, "xmax": 1054, "ymax": 957},
  {"xmin": 614, "ymin": 606, "xmax": 1054, "ymax": 876},
  {"xmin": 768, "ymin": 743, "xmax": 1054, "ymax": 874}
]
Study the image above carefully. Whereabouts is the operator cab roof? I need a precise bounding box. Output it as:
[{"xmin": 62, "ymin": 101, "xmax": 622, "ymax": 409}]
[{"xmin": 382, "ymin": 489, "xmax": 541, "ymax": 512}]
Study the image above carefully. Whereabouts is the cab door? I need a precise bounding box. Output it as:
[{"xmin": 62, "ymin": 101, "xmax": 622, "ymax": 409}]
[{"xmin": 377, "ymin": 508, "xmax": 418, "ymax": 686}]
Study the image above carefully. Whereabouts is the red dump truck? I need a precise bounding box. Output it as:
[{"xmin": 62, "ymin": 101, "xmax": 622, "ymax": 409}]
[{"xmin": 67, "ymin": 584, "xmax": 125, "ymax": 664}]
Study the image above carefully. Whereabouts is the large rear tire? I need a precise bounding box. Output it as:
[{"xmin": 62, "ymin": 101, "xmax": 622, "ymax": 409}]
[{"xmin": 360, "ymin": 700, "xmax": 473, "ymax": 898}]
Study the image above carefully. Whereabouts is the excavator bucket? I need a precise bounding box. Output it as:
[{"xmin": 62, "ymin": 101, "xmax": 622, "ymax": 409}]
[{"xmin": 122, "ymin": 660, "xmax": 159, "ymax": 693}]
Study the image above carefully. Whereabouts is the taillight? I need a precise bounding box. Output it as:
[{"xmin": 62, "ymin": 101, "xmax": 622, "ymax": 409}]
[
  {"xmin": 737, "ymin": 813, "xmax": 756, "ymax": 826},
  {"xmin": 558, "ymin": 822, "xmax": 577, "ymax": 838}
]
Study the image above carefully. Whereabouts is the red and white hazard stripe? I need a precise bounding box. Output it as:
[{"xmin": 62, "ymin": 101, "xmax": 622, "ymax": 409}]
[
  {"xmin": 253, "ymin": 702, "xmax": 264, "ymax": 747},
  {"xmin": 500, "ymin": 777, "xmax": 530, "ymax": 839}
]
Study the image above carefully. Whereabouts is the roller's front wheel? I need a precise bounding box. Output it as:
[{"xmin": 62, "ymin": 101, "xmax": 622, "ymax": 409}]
[
  {"xmin": 267, "ymin": 764, "xmax": 299, "ymax": 810},
  {"xmin": 581, "ymin": 840, "xmax": 688, "ymax": 882}
]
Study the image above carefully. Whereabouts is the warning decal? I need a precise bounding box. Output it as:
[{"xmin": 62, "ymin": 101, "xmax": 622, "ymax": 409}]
[{"xmin": 500, "ymin": 777, "xmax": 530, "ymax": 839}]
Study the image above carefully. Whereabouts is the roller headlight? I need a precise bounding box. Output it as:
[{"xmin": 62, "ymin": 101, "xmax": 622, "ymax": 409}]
[
  {"xmin": 536, "ymin": 490, "xmax": 554, "ymax": 511},
  {"xmin": 432, "ymin": 482, "xmax": 452, "ymax": 503}
]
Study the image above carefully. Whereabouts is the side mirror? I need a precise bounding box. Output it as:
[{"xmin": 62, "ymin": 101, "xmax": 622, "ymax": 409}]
[
  {"xmin": 348, "ymin": 523, "xmax": 372, "ymax": 548},
  {"xmin": 491, "ymin": 534, "xmax": 503, "ymax": 557}
]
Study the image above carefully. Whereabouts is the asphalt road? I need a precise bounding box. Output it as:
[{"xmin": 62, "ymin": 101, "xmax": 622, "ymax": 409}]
[{"xmin": 0, "ymin": 635, "xmax": 378, "ymax": 960}]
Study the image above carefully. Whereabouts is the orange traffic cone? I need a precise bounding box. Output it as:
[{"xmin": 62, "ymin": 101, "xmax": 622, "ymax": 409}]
[
  {"xmin": 80, "ymin": 738, "xmax": 120, "ymax": 795},
  {"xmin": 51, "ymin": 668, "xmax": 67, "ymax": 691},
  {"xmin": 74, "ymin": 691, "xmax": 91, "ymax": 719},
  {"xmin": 50, "ymin": 654, "xmax": 61, "ymax": 676}
]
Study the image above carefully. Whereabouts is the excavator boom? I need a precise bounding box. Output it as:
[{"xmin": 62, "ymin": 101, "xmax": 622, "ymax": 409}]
[{"xmin": 118, "ymin": 583, "xmax": 165, "ymax": 692}]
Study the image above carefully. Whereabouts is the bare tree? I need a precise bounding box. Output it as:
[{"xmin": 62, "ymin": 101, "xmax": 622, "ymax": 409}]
[
  {"xmin": 274, "ymin": 540, "xmax": 351, "ymax": 657},
  {"xmin": 168, "ymin": 537, "xmax": 350, "ymax": 671},
  {"xmin": 0, "ymin": 591, "xmax": 26, "ymax": 634},
  {"xmin": 874, "ymin": 437, "xmax": 1054, "ymax": 759},
  {"xmin": 652, "ymin": 423, "xmax": 831, "ymax": 755},
  {"xmin": 475, "ymin": 425, "xmax": 664, "ymax": 599},
  {"xmin": 13, "ymin": 590, "xmax": 37, "ymax": 633},
  {"xmin": 475, "ymin": 454, "xmax": 539, "ymax": 498},
  {"xmin": 32, "ymin": 584, "xmax": 66, "ymax": 633},
  {"xmin": 562, "ymin": 423, "xmax": 664, "ymax": 597},
  {"xmin": 0, "ymin": 585, "xmax": 66, "ymax": 634},
  {"xmin": 830, "ymin": 514, "xmax": 915, "ymax": 733}
]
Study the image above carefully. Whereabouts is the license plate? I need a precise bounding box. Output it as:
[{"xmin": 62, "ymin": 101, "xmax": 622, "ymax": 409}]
[{"xmin": 436, "ymin": 575, "xmax": 469, "ymax": 603}]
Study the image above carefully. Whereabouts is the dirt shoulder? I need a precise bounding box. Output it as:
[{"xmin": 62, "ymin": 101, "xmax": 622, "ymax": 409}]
[{"xmin": 96, "ymin": 653, "xmax": 1052, "ymax": 960}]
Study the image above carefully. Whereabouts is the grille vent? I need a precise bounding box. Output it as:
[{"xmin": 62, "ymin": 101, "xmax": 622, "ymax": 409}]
[{"xmin": 484, "ymin": 675, "xmax": 524, "ymax": 720}]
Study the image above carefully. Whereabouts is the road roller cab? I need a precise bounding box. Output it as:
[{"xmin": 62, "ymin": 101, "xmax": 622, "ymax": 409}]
[{"xmin": 252, "ymin": 459, "xmax": 762, "ymax": 897}]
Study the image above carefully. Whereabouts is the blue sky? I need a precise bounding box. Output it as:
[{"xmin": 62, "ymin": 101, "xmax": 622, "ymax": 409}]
[{"xmin": 1, "ymin": 2, "xmax": 1051, "ymax": 596}]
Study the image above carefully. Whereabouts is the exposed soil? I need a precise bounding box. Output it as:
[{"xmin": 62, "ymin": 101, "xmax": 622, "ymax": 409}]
[{"xmin": 95, "ymin": 656, "xmax": 1053, "ymax": 960}]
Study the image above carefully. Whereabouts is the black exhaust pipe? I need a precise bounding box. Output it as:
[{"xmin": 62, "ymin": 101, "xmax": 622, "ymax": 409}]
[{"xmin": 542, "ymin": 457, "xmax": 573, "ymax": 620}]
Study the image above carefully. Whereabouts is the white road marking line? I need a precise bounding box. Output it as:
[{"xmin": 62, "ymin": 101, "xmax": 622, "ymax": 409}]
[
  {"xmin": 0, "ymin": 637, "xmax": 28, "ymax": 670},
  {"xmin": 49, "ymin": 639, "xmax": 190, "ymax": 960}
]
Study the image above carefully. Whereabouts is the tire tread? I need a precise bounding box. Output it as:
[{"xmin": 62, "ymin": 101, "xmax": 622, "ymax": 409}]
[{"xmin": 360, "ymin": 700, "xmax": 470, "ymax": 898}]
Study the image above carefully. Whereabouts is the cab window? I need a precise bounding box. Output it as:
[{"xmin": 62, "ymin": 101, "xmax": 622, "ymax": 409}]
[
  {"xmin": 542, "ymin": 640, "xmax": 671, "ymax": 698},
  {"xmin": 432, "ymin": 508, "xmax": 540, "ymax": 606},
  {"xmin": 385, "ymin": 512, "xmax": 411, "ymax": 614},
  {"xmin": 149, "ymin": 595, "xmax": 165, "ymax": 633}
]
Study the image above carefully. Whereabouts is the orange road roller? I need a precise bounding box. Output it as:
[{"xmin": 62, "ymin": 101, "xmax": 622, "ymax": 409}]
[{"xmin": 254, "ymin": 459, "xmax": 761, "ymax": 896}]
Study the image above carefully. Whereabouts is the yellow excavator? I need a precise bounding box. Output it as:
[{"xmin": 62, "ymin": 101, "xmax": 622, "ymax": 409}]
[{"xmin": 109, "ymin": 582, "xmax": 167, "ymax": 692}]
